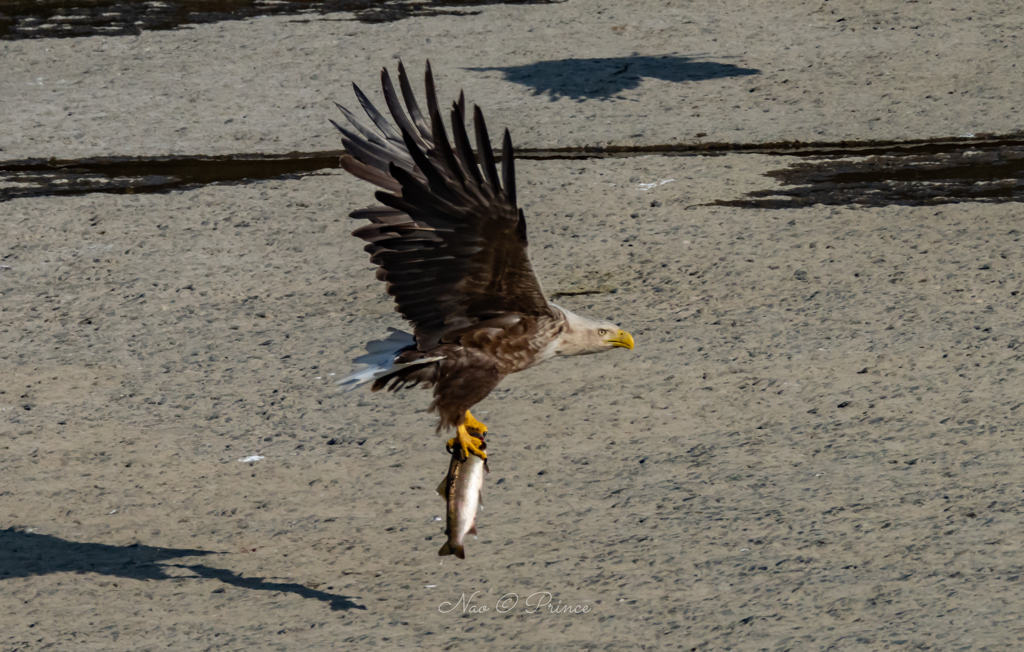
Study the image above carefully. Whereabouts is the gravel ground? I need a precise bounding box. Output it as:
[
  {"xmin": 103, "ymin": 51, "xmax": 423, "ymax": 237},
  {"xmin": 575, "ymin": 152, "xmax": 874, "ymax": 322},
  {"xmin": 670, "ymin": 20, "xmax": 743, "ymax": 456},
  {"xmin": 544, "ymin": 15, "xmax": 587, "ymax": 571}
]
[{"xmin": 2, "ymin": 0, "xmax": 1023, "ymax": 160}]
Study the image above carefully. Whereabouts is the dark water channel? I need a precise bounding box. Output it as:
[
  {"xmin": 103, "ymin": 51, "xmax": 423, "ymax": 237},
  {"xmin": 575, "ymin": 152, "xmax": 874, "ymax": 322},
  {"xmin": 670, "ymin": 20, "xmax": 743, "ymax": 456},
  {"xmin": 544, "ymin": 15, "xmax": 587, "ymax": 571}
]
[
  {"xmin": 2, "ymin": 135, "xmax": 1023, "ymax": 208},
  {"xmin": 0, "ymin": 151, "xmax": 343, "ymax": 202},
  {"xmin": 0, "ymin": 0, "xmax": 558, "ymax": 40},
  {"xmin": 713, "ymin": 138, "xmax": 1024, "ymax": 209}
]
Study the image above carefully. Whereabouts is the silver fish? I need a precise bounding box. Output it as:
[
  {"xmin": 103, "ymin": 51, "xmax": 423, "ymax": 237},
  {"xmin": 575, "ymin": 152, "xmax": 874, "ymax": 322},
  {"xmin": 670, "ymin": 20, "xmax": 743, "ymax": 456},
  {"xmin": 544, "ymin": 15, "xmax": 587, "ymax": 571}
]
[{"xmin": 436, "ymin": 440, "xmax": 488, "ymax": 559}]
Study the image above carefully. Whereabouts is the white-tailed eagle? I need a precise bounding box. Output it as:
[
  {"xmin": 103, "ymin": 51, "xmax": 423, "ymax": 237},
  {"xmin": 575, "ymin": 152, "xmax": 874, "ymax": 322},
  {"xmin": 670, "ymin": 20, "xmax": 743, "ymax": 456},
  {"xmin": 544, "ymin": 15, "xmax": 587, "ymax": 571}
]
[{"xmin": 335, "ymin": 62, "xmax": 634, "ymax": 460}]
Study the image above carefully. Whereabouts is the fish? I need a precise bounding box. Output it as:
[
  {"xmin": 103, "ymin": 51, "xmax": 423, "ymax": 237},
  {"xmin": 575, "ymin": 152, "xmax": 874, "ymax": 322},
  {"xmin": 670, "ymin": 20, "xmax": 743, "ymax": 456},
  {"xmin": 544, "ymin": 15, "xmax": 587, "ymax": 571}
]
[{"xmin": 436, "ymin": 438, "xmax": 489, "ymax": 559}]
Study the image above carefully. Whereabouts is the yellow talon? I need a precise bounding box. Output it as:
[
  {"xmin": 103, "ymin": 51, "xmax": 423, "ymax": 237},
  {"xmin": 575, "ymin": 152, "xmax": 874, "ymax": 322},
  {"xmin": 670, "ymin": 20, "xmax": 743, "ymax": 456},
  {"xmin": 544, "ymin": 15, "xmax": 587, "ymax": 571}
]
[
  {"xmin": 447, "ymin": 424, "xmax": 487, "ymax": 461},
  {"xmin": 464, "ymin": 409, "xmax": 488, "ymax": 434}
]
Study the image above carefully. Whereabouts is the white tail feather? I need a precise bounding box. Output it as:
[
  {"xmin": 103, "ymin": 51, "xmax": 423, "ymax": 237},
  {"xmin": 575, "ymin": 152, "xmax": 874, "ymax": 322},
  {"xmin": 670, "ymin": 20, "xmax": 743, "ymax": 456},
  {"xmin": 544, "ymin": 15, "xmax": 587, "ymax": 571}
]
[{"xmin": 337, "ymin": 328, "xmax": 444, "ymax": 391}]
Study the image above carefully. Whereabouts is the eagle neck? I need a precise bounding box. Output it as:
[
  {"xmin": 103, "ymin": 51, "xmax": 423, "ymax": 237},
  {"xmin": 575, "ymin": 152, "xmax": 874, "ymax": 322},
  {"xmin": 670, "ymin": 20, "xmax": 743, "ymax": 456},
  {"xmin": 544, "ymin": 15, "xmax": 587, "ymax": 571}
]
[{"xmin": 544, "ymin": 304, "xmax": 604, "ymax": 358}]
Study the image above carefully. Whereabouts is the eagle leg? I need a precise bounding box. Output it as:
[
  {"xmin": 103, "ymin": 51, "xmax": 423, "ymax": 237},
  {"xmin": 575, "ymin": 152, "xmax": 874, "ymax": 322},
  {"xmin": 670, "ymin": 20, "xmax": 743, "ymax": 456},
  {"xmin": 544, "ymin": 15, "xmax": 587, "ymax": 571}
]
[
  {"xmin": 448, "ymin": 424, "xmax": 487, "ymax": 461},
  {"xmin": 464, "ymin": 409, "xmax": 488, "ymax": 435}
]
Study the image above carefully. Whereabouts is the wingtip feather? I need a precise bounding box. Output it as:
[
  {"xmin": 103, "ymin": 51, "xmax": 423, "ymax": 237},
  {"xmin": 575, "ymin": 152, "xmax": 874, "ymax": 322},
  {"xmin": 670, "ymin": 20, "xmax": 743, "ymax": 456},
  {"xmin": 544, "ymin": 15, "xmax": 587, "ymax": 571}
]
[{"xmin": 501, "ymin": 128, "xmax": 516, "ymax": 207}]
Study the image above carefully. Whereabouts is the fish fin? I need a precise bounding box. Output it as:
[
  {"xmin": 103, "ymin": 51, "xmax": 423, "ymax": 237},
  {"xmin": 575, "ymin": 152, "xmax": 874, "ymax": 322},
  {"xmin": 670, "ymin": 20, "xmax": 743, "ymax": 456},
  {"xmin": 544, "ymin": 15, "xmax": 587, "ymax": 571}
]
[
  {"xmin": 454, "ymin": 545, "xmax": 465, "ymax": 559},
  {"xmin": 483, "ymin": 460, "xmax": 490, "ymax": 474},
  {"xmin": 468, "ymin": 524, "xmax": 477, "ymax": 536},
  {"xmin": 435, "ymin": 477, "xmax": 448, "ymax": 498},
  {"xmin": 438, "ymin": 542, "xmax": 451, "ymax": 556}
]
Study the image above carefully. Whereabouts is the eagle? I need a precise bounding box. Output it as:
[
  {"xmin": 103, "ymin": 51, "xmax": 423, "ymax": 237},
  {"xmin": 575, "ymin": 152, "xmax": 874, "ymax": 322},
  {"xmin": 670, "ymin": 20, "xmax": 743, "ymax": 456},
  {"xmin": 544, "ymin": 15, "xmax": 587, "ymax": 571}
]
[{"xmin": 334, "ymin": 62, "xmax": 634, "ymax": 461}]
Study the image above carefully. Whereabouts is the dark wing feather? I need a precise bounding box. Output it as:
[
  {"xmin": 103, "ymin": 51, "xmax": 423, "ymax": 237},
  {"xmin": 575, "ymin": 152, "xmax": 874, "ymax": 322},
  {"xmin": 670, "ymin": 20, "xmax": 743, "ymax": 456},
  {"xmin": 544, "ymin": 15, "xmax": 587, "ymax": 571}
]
[
  {"xmin": 397, "ymin": 61, "xmax": 432, "ymax": 143},
  {"xmin": 501, "ymin": 129, "xmax": 516, "ymax": 208},
  {"xmin": 381, "ymin": 68, "xmax": 430, "ymax": 152},
  {"xmin": 473, "ymin": 105, "xmax": 501, "ymax": 191},
  {"xmin": 451, "ymin": 95, "xmax": 484, "ymax": 187},
  {"xmin": 335, "ymin": 61, "xmax": 553, "ymax": 350}
]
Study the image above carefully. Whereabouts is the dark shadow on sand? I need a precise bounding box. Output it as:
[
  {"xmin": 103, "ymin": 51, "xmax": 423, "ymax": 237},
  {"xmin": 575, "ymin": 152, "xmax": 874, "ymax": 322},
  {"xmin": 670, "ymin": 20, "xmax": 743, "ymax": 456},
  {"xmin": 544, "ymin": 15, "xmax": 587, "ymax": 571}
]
[
  {"xmin": 468, "ymin": 55, "xmax": 760, "ymax": 101},
  {"xmin": 0, "ymin": 527, "xmax": 365, "ymax": 611}
]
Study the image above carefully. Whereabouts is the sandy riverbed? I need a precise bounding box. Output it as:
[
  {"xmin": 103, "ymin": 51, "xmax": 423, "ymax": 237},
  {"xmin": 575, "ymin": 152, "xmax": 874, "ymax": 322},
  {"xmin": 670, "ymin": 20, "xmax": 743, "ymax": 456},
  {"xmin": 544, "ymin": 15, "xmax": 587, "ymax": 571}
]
[{"xmin": 3, "ymin": 0, "xmax": 1024, "ymax": 649}]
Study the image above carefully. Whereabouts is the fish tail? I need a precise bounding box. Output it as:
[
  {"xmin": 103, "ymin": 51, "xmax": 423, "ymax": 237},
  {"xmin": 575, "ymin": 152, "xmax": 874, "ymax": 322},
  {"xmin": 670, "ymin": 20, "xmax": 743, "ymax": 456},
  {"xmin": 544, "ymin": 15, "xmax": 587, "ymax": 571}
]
[{"xmin": 438, "ymin": 541, "xmax": 466, "ymax": 559}]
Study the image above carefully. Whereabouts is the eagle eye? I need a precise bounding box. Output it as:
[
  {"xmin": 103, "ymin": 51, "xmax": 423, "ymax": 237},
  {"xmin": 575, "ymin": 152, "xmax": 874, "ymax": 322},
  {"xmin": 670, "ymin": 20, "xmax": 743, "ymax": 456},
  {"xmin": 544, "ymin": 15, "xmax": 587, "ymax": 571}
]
[{"xmin": 598, "ymin": 329, "xmax": 608, "ymax": 336}]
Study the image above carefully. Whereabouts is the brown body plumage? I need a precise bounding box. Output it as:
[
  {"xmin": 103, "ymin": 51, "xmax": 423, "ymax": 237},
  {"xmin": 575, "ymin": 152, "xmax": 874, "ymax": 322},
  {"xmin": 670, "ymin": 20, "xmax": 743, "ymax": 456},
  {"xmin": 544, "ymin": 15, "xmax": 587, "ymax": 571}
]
[
  {"xmin": 335, "ymin": 62, "xmax": 633, "ymax": 433},
  {"xmin": 376, "ymin": 316, "xmax": 560, "ymax": 429}
]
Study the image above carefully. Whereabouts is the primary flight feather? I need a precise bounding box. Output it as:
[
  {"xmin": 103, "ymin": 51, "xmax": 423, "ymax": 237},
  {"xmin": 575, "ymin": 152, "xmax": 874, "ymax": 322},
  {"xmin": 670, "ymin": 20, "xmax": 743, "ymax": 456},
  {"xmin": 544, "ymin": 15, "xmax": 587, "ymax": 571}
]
[{"xmin": 336, "ymin": 61, "xmax": 634, "ymax": 460}]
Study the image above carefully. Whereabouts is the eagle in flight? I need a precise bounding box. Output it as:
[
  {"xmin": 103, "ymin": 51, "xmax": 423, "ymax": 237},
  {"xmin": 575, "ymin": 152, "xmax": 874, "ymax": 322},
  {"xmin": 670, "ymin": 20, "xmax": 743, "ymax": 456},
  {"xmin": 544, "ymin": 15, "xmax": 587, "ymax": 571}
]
[{"xmin": 335, "ymin": 62, "xmax": 634, "ymax": 461}]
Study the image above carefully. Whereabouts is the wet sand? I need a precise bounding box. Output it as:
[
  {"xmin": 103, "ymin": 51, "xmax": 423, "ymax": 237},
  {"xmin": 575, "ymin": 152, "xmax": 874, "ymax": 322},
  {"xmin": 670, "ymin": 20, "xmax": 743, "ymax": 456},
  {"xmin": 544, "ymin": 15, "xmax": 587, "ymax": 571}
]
[{"xmin": 3, "ymin": 1, "xmax": 1024, "ymax": 650}]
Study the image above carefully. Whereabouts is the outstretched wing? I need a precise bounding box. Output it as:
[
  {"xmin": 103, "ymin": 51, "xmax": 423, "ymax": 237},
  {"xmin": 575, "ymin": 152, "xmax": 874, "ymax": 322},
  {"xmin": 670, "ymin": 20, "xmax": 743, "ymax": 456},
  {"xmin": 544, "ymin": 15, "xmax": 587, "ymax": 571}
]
[{"xmin": 334, "ymin": 61, "xmax": 553, "ymax": 350}]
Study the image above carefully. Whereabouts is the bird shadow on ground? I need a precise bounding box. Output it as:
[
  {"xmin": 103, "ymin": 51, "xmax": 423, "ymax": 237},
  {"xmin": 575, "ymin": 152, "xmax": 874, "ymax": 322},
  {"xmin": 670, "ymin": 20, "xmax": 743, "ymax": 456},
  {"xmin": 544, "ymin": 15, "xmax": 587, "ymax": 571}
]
[
  {"xmin": 0, "ymin": 527, "xmax": 365, "ymax": 611},
  {"xmin": 466, "ymin": 55, "xmax": 761, "ymax": 101}
]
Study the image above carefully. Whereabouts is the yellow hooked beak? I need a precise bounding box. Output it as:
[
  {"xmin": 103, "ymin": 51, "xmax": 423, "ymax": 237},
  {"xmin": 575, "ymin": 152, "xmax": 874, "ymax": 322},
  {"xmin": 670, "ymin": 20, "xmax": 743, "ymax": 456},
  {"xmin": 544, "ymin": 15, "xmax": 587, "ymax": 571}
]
[{"xmin": 608, "ymin": 329, "xmax": 635, "ymax": 350}]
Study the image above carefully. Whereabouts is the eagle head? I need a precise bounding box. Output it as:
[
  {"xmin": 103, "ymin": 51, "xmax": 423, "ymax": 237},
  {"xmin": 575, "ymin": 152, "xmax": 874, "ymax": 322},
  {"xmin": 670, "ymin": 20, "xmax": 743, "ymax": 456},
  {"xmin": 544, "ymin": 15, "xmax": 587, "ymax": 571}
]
[{"xmin": 552, "ymin": 308, "xmax": 634, "ymax": 356}]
